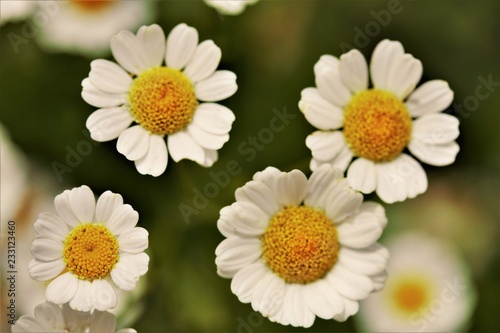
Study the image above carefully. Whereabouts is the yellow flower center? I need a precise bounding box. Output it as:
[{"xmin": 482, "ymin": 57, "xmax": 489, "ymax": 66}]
[
  {"xmin": 390, "ymin": 276, "xmax": 433, "ymax": 314},
  {"xmin": 343, "ymin": 89, "xmax": 412, "ymax": 162},
  {"xmin": 71, "ymin": 0, "xmax": 114, "ymax": 12},
  {"xmin": 128, "ymin": 67, "xmax": 198, "ymax": 135},
  {"xmin": 261, "ymin": 206, "xmax": 339, "ymax": 284},
  {"xmin": 63, "ymin": 223, "xmax": 119, "ymax": 280}
]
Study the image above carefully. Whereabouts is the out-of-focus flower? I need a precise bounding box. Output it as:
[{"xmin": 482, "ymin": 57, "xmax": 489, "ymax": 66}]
[
  {"xmin": 37, "ymin": 0, "xmax": 153, "ymax": 56},
  {"xmin": 82, "ymin": 23, "xmax": 237, "ymax": 176},
  {"xmin": 203, "ymin": 0, "xmax": 259, "ymax": 15},
  {"xmin": 0, "ymin": 0, "xmax": 36, "ymax": 26},
  {"xmin": 299, "ymin": 39, "xmax": 459, "ymax": 203},
  {"xmin": 357, "ymin": 232, "xmax": 476, "ymax": 332},
  {"xmin": 11, "ymin": 301, "xmax": 136, "ymax": 332},
  {"xmin": 28, "ymin": 185, "xmax": 149, "ymax": 312},
  {"xmin": 215, "ymin": 165, "xmax": 389, "ymax": 327}
]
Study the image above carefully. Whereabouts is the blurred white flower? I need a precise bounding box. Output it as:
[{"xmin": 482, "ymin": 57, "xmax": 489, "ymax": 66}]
[
  {"xmin": 0, "ymin": 0, "xmax": 36, "ymax": 26},
  {"xmin": 216, "ymin": 165, "xmax": 389, "ymax": 327},
  {"xmin": 204, "ymin": 0, "xmax": 259, "ymax": 15},
  {"xmin": 299, "ymin": 39, "xmax": 459, "ymax": 203},
  {"xmin": 82, "ymin": 23, "xmax": 237, "ymax": 176},
  {"xmin": 358, "ymin": 232, "xmax": 476, "ymax": 332}
]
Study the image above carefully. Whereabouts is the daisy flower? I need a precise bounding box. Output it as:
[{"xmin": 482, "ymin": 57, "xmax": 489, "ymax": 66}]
[
  {"xmin": 215, "ymin": 165, "xmax": 389, "ymax": 327},
  {"xmin": 12, "ymin": 301, "xmax": 136, "ymax": 332},
  {"xmin": 203, "ymin": 0, "xmax": 259, "ymax": 15},
  {"xmin": 82, "ymin": 23, "xmax": 237, "ymax": 176},
  {"xmin": 37, "ymin": 0, "xmax": 153, "ymax": 56},
  {"xmin": 0, "ymin": 0, "xmax": 36, "ymax": 26},
  {"xmin": 357, "ymin": 232, "xmax": 477, "ymax": 332},
  {"xmin": 299, "ymin": 39, "xmax": 459, "ymax": 203},
  {"xmin": 28, "ymin": 185, "xmax": 149, "ymax": 312}
]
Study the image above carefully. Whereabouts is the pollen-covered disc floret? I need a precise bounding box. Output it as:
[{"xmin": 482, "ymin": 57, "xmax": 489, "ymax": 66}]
[
  {"xmin": 262, "ymin": 206, "xmax": 339, "ymax": 284},
  {"xmin": 343, "ymin": 89, "xmax": 412, "ymax": 162},
  {"xmin": 129, "ymin": 67, "xmax": 198, "ymax": 135},
  {"xmin": 63, "ymin": 223, "xmax": 119, "ymax": 280}
]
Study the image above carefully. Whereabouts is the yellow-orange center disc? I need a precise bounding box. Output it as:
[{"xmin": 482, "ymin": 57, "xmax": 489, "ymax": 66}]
[
  {"xmin": 343, "ymin": 89, "xmax": 412, "ymax": 162},
  {"xmin": 71, "ymin": 0, "xmax": 114, "ymax": 12},
  {"xmin": 390, "ymin": 276, "xmax": 433, "ymax": 314},
  {"xmin": 129, "ymin": 67, "xmax": 198, "ymax": 135},
  {"xmin": 261, "ymin": 206, "xmax": 339, "ymax": 284}
]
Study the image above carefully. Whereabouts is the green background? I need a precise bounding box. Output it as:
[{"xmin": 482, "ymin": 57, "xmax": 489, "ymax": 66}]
[{"xmin": 1, "ymin": 0, "xmax": 498, "ymax": 332}]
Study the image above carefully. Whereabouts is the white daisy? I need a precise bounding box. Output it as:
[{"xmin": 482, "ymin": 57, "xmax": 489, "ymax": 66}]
[
  {"xmin": 203, "ymin": 0, "xmax": 259, "ymax": 15},
  {"xmin": 12, "ymin": 301, "xmax": 136, "ymax": 333},
  {"xmin": 215, "ymin": 164, "xmax": 389, "ymax": 328},
  {"xmin": 37, "ymin": 0, "xmax": 153, "ymax": 56},
  {"xmin": 28, "ymin": 185, "xmax": 149, "ymax": 312},
  {"xmin": 82, "ymin": 23, "xmax": 237, "ymax": 176},
  {"xmin": 0, "ymin": 0, "xmax": 36, "ymax": 26},
  {"xmin": 299, "ymin": 39, "xmax": 459, "ymax": 203},
  {"xmin": 357, "ymin": 232, "xmax": 477, "ymax": 332}
]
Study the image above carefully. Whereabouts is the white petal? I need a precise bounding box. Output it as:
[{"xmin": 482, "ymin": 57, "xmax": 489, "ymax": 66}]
[
  {"xmin": 328, "ymin": 265, "xmax": 373, "ymax": 300},
  {"xmin": 46, "ymin": 272, "xmax": 78, "ymax": 304},
  {"xmin": 110, "ymin": 261, "xmax": 140, "ymax": 291},
  {"xmin": 215, "ymin": 237, "xmax": 262, "ymax": 278},
  {"xmin": 90, "ymin": 279, "xmax": 118, "ymax": 311},
  {"xmin": 252, "ymin": 166, "xmax": 283, "ymax": 192},
  {"xmin": 411, "ymin": 113, "xmax": 460, "ymax": 145},
  {"xmin": 95, "ymin": 191, "xmax": 124, "ymax": 224},
  {"xmin": 291, "ymin": 286, "xmax": 316, "ymax": 328},
  {"xmin": 136, "ymin": 24, "xmax": 166, "ymax": 68},
  {"xmin": 333, "ymin": 297, "xmax": 359, "ymax": 322},
  {"xmin": 69, "ymin": 280, "xmax": 92, "ymax": 312},
  {"xmin": 315, "ymin": 68, "xmax": 352, "ymax": 107},
  {"xmin": 324, "ymin": 180, "xmax": 363, "ymax": 223},
  {"xmin": 408, "ymin": 139, "xmax": 460, "ymax": 167},
  {"xmin": 110, "ymin": 30, "xmax": 149, "ymax": 75},
  {"xmin": 305, "ymin": 130, "xmax": 346, "ymax": 162},
  {"xmin": 313, "ymin": 54, "xmax": 339, "ymax": 76},
  {"xmin": 165, "ymin": 23, "xmax": 198, "ymax": 70},
  {"xmin": 89, "ymin": 59, "xmax": 133, "ymax": 94},
  {"xmin": 200, "ymin": 147, "xmax": 218, "ymax": 167},
  {"xmin": 338, "ymin": 243, "xmax": 389, "ymax": 275},
  {"xmin": 375, "ymin": 153, "xmax": 428, "ymax": 203},
  {"xmin": 251, "ymin": 273, "xmax": 285, "ymax": 317},
  {"xmin": 11, "ymin": 316, "xmax": 47, "ymax": 332},
  {"xmin": 346, "ymin": 158, "xmax": 376, "ymax": 194},
  {"xmin": 337, "ymin": 212, "xmax": 383, "ymax": 248},
  {"xmin": 81, "ymin": 78, "xmax": 127, "ymax": 109},
  {"xmin": 33, "ymin": 302, "xmax": 65, "ymax": 331},
  {"xmin": 235, "ymin": 179, "xmax": 279, "ymax": 217},
  {"xmin": 106, "ymin": 204, "xmax": 139, "ymax": 236},
  {"xmin": 116, "ymin": 125, "xmax": 150, "ymax": 161},
  {"xmin": 359, "ymin": 201, "xmax": 387, "ymax": 229},
  {"xmin": 28, "ymin": 258, "xmax": 65, "ymax": 281},
  {"xmin": 195, "ymin": 70, "xmax": 237, "ymax": 102},
  {"xmin": 310, "ymin": 144, "xmax": 353, "ymax": 172},
  {"xmin": 406, "ymin": 80, "xmax": 454, "ymax": 117},
  {"xmin": 276, "ymin": 170, "xmax": 308, "ymax": 207},
  {"xmin": 90, "ymin": 311, "xmax": 117, "ymax": 333},
  {"xmin": 120, "ymin": 253, "xmax": 149, "ymax": 276},
  {"xmin": 298, "ymin": 87, "xmax": 343, "ymax": 130},
  {"xmin": 86, "ymin": 107, "xmax": 134, "ymax": 142},
  {"xmin": 33, "ymin": 212, "xmax": 68, "ymax": 241},
  {"xmin": 187, "ymin": 121, "xmax": 229, "ymax": 150},
  {"xmin": 184, "ymin": 40, "xmax": 222, "ymax": 83},
  {"xmin": 217, "ymin": 202, "xmax": 268, "ymax": 238},
  {"xmin": 339, "ymin": 49, "xmax": 368, "ymax": 93},
  {"xmin": 118, "ymin": 227, "xmax": 149, "ymax": 254},
  {"xmin": 191, "ymin": 103, "xmax": 236, "ymax": 134},
  {"xmin": 304, "ymin": 164, "xmax": 344, "ymax": 208},
  {"xmin": 30, "ymin": 238, "xmax": 62, "ymax": 261},
  {"xmin": 167, "ymin": 130, "xmax": 205, "ymax": 164},
  {"xmin": 134, "ymin": 134, "xmax": 168, "ymax": 176},
  {"xmin": 231, "ymin": 261, "xmax": 268, "ymax": 303},
  {"xmin": 304, "ymin": 280, "xmax": 343, "ymax": 320},
  {"xmin": 387, "ymin": 54, "xmax": 423, "ymax": 99},
  {"xmin": 370, "ymin": 270, "xmax": 388, "ymax": 291},
  {"xmin": 54, "ymin": 190, "xmax": 80, "ymax": 227},
  {"xmin": 370, "ymin": 39, "xmax": 405, "ymax": 90},
  {"xmin": 69, "ymin": 185, "xmax": 95, "ymax": 223}
]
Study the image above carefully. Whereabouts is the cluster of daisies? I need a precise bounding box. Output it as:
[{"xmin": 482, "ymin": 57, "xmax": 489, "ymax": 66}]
[{"xmin": 3, "ymin": 0, "xmax": 473, "ymax": 332}]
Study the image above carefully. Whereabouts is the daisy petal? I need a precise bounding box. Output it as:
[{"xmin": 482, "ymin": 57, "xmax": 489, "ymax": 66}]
[
  {"xmin": 33, "ymin": 302, "xmax": 65, "ymax": 330},
  {"xmin": 347, "ymin": 158, "xmax": 376, "ymax": 194},
  {"xmin": 217, "ymin": 204, "xmax": 267, "ymax": 238},
  {"xmin": 187, "ymin": 121, "xmax": 230, "ymax": 150},
  {"xmin": 253, "ymin": 166, "xmax": 283, "ymax": 192},
  {"xmin": 370, "ymin": 270, "xmax": 388, "ymax": 291},
  {"xmin": 375, "ymin": 153, "xmax": 428, "ymax": 203},
  {"xmin": 305, "ymin": 131, "xmax": 346, "ymax": 162},
  {"xmin": 90, "ymin": 311, "xmax": 117, "ymax": 333},
  {"xmin": 54, "ymin": 190, "xmax": 80, "ymax": 227},
  {"xmin": 86, "ymin": 107, "xmax": 134, "ymax": 142},
  {"xmin": 304, "ymin": 280, "xmax": 343, "ymax": 320},
  {"xmin": 215, "ymin": 237, "xmax": 262, "ymax": 278},
  {"xmin": 95, "ymin": 191, "xmax": 124, "ymax": 224},
  {"xmin": 69, "ymin": 280, "xmax": 92, "ymax": 312},
  {"xmin": 110, "ymin": 30, "xmax": 149, "ymax": 75},
  {"xmin": 337, "ymin": 212, "xmax": 383, "ymax": 249},
  {"xmin": 298, "ymin": 87, "xmax": 343, "ymax": 130},
  {"xmin": 315, "ymin": 68, "xmax": 351, "ymax": 107},
  {"xmin": 28, "ymin": 258, "xmax": 65, "ymax": 281},
  {"xmin": 333, "ymin": 297, "xmax": 359, "ymax": 322},
  {"xmin": 231, "ymin": 261, "xmax": 268, "ymax": 303},
  {"xmin": 339, "ymin": 49, "xmax": 368, "ymax": 93},
  {"xmin": 106, "ymin": 204, "xmax": 138, "ymax": 236},
  {"xmin": 46, "ymin": 272, "xmax": 78, "ymax": 304},
  {"xmin": 338, "ymin": 243, "xmax": 389, "ymax": 275},
  {"xmin": 387, "ymin": 54, "xmax": 423, "ymax": 100},
  {"xmin": 120, "ymin": 253, "xmax": 149, "ymax": 276},
  {"xmin": 90, "ymin": 279, "xmax": 118, "ymax": 311},
  {"xmin": 34, "ymin": 212, "xmax": 68, "ymax": 241},
  {"xmin": 201, "ymin": 147, "xmax": 218, "ymax": 167},
  {"xmin": 359, "ymin": 201, "xmax": 387, "ymax": 228},
  {"xmin": 81, "ymin": 78, "xmax": 127, "ymax": 109},
  {"xmin": 329, "ymin": 265, "xmax": 373, "ymax": 300},
  {"xmin": 165, "ymin": 23, "xmax": 198, "ymax": 70},
  {"xmin": 292, "ymin": 286, "xmax": 316, "ymax": 328},
  {"xmin": 276, "ymin": 170, "xmax": 308, "ymax": 207},
  {"xmin": 167, "ymin": 130, "xmax": 205, "ymax": 164},
  {"xmin": 191, "ymin": 103, "xmax": 236, "ymax": 135},
  {"xmin": 118, "ymin": 227, "xmax": 149, "ymax": 254},
  {"xmin": 134, "ymin": 134, "xmax": 168, "ymax": 176},
  {"xmin": 324, "ymin": 180, "xmax": 363, "ymax": 222},
  {"xmin": 11, "ymin": 317, "xmax": 48, "ymax": 332},
  {"xmin": 31, "ymin": 238, "xmax": 62, "ymax": 261},
  {"xmin": 313, "ymin": 54, "xmax": 339, "ymax": 76},
  {"xmin": 235, "ymin": 180, "xmax": 279, "ymax": 217},
  {"xmin": 411, "ymin": 113, "xmax": 460, "ymax": 145},
  {"xmin": 406, "ymin": 80, "xmax": 454, "ymax": 117},
  {"xmin": 89, "ymin": 59, "xmax": 133, "ymax": 94},
  {"xmin": 370, "ymin": 39, "xmax": 405, "ymax": 90},
  {"xmin": 408, "ymin": 140, "xmax": 460, "ymax": 167},
  {"xmin": 184, "ymin": 40, "xmax": 222, "ymax": 83},
  {"xmin": 69, "ymin": 185, "xmax": 95, "ymax": 223},
  {"xmin": 136, "ymin": 24, "xmax": 166, "ymax": 68},
  {"xmin": 110, "ymin": 261, "xmax": 140, "ymax": 291},
  {"xmin": 116, "ymin": 125, "xmax": 150, "ymax": 161},
  {"xmin": 195, "ymin": 70, "xmax": 238, "ymax": 102},
  {"xmin": 251, "ymin": 273, "xmax": 285, "ymax": 317},
  {"xmin": 304, "ymin": 164, "xmax": 344, "ymax": 208}
]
